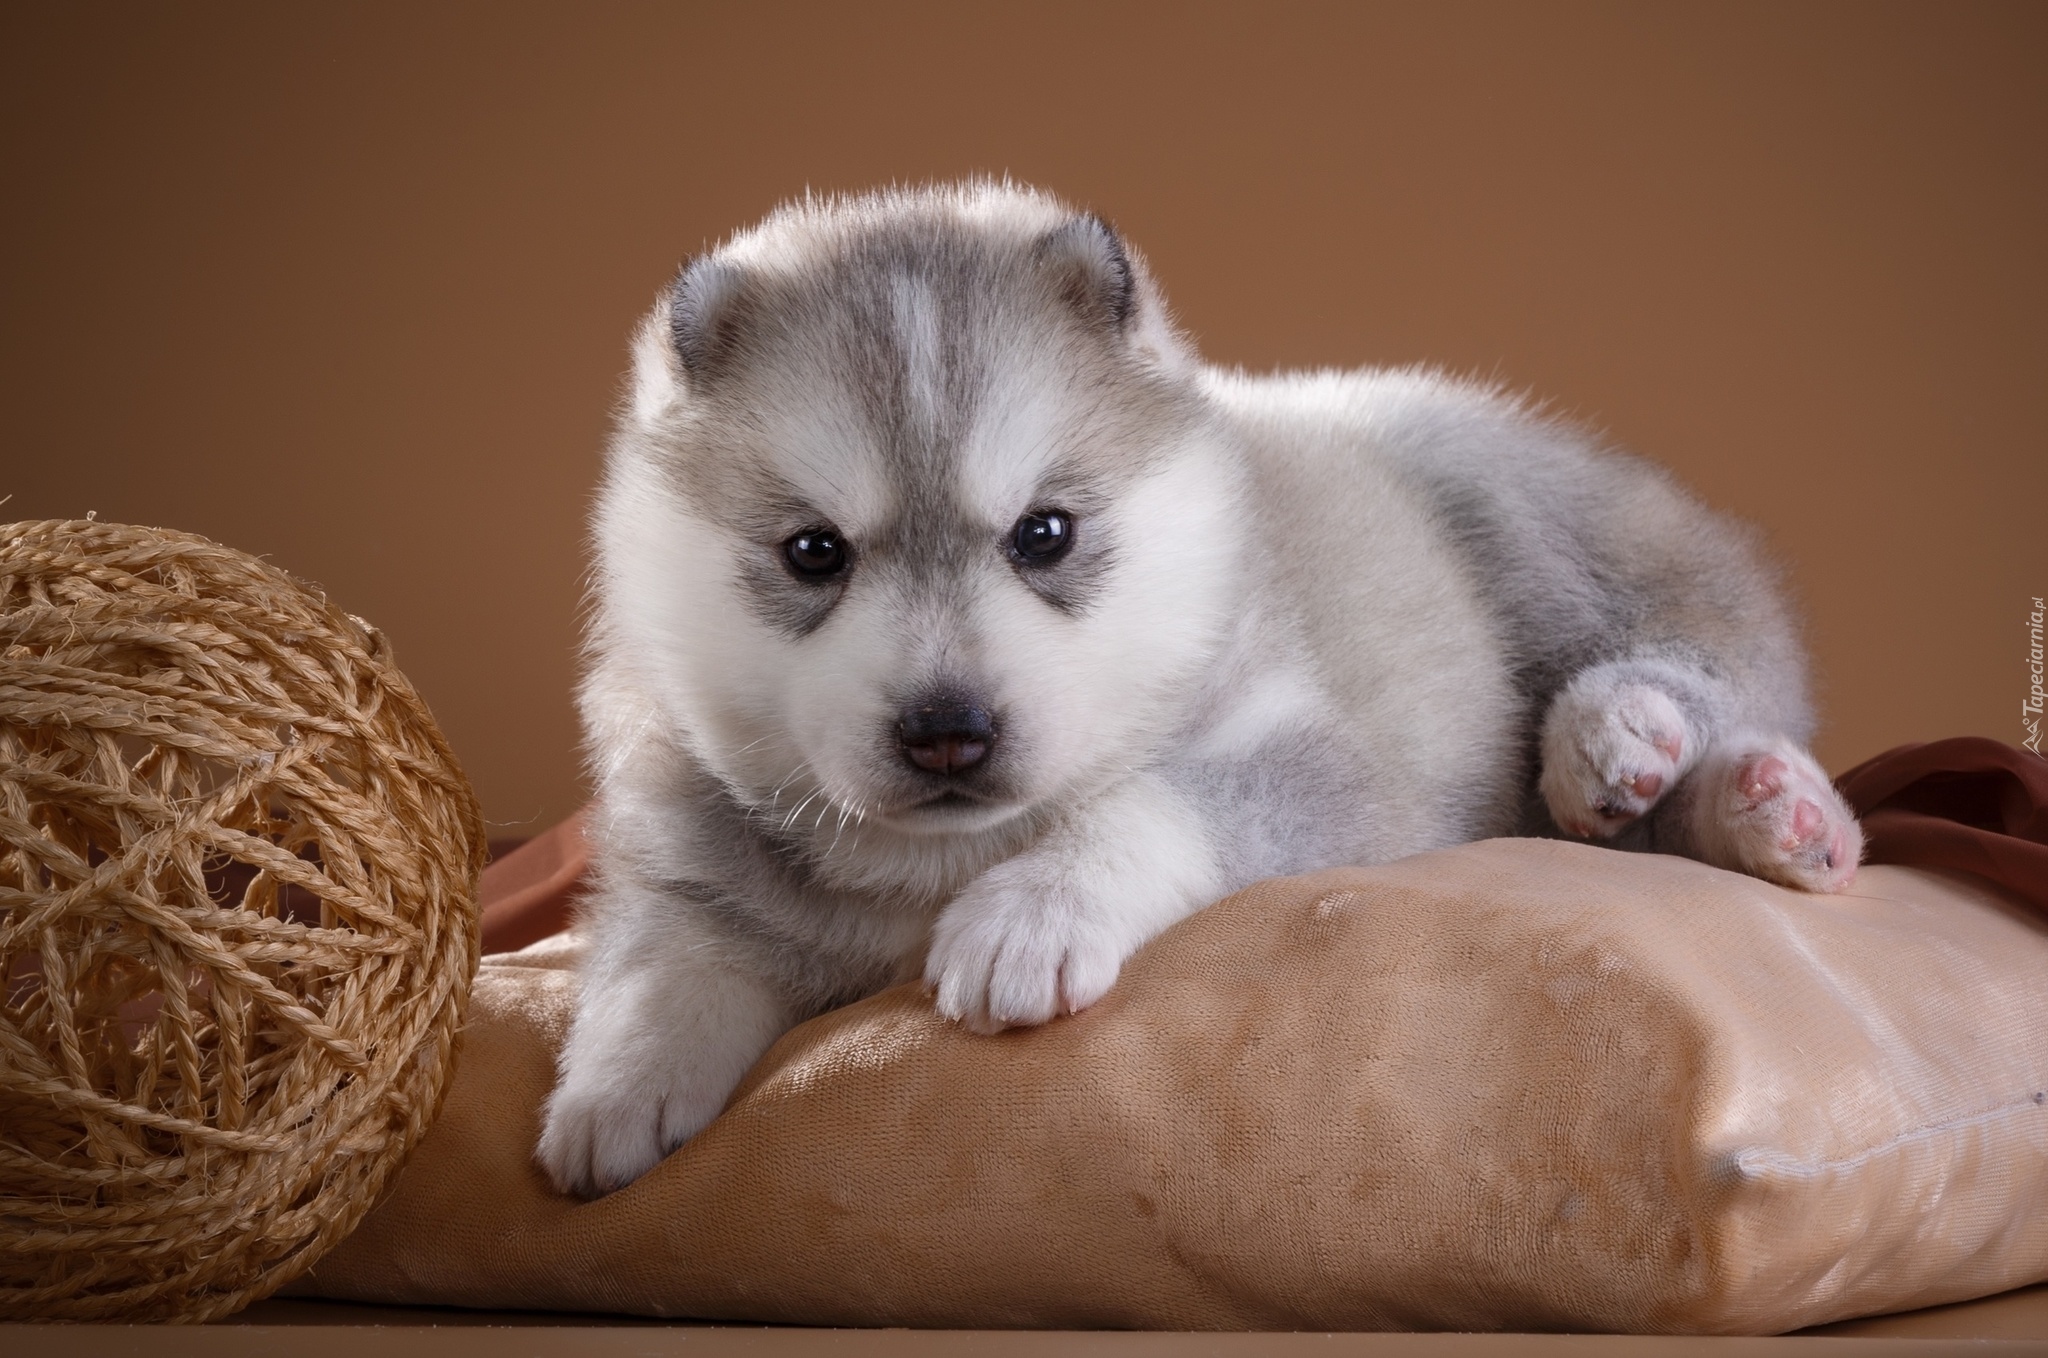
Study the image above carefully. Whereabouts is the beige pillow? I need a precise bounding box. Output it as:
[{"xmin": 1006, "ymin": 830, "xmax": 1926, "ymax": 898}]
[{"xmin": 291, "ymin": 838, "xmax": 2048, "ymax": 1333}]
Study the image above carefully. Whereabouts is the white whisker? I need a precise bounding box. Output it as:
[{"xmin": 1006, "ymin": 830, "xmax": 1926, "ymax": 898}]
[{"xmin": 781, "ymin": 786, "xmax": 825, "ymax": 834}]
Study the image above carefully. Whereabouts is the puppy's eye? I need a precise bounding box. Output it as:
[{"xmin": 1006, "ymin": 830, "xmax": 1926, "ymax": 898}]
[
  {"xmin": 1011, "ymin": 510, "xmax": 1073, "ymax": 564},
  {"xmin": 784, "ymin": 528, "xmax": 847, "ymax": 578}
]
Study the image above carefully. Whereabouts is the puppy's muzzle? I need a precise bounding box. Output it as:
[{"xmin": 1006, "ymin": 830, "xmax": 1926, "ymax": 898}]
[{"xmin": 899, "ymin": 699, "xmax": 998, "ymax": 775}]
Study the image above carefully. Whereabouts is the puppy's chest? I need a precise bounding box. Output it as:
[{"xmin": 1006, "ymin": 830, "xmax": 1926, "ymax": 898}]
[
  {"xmin": 766, "ymin": 870, "xmax": 944, "ymax": 987},
  {"xmin": 796, "ymin": 903, "xmax": 937, "ymax": 1010}
]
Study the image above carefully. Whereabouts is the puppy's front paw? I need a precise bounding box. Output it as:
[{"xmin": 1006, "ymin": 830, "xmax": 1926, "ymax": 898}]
[
  {"xmin": 1690, "ymin": 740, "xmax": 1862, "ymax": 893},
  {"xmin": 1541, "ymin": 682, "xmax": 1692, "ymax": 838},
  {"xmin": 535, "ymin": 1050, "xmax": 724, "ymax": 1198},
  {"xmin": 924, "ymin": 858, "xmax": 1131, "ymax": 1034}
]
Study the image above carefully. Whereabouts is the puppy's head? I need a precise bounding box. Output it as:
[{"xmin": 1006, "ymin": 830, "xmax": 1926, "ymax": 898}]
[{"xmin": 592, "ymin": 183, "xmax": 1245, "ymax": 870}]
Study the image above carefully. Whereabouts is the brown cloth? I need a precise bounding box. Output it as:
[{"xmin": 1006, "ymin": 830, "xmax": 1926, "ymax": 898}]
[
  {"xmin": 1836, "ymin": 737, "xmax": 2048, "ymax": 909},
  {"xmin": 290, "ymin": 739, "xmax": 2048, "ymax": 1332},
  {"xmin": 479, "ymin": 739, "xmax": 2048, "ymax": 956},
  {"xmin": 476, "ymin": 808, "xmax": 589, "ymax": 956}
]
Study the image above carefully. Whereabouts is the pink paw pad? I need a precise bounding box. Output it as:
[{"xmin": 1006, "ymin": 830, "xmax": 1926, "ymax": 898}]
[{"xmin": 1736, "ymin": 754, "xmax": 1788, "ymax": 805}]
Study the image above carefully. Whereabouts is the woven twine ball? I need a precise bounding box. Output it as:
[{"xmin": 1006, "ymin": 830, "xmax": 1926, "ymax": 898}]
[{"xmin": 0, "ymin": 520, "xmax": 484, "ymax": 1322}]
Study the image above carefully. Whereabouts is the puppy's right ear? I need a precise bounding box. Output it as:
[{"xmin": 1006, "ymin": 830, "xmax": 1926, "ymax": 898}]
[
  {"xmin": 1036, "ymin": 215, "xmax": 1136, "ymax": 332},
  {"xmin": 668, "ymin": 255, "xmax": 749, "ymax": 380},
  {"xmin": 627, "ymin": 257, "xmax": 741, "ymax": 424}
]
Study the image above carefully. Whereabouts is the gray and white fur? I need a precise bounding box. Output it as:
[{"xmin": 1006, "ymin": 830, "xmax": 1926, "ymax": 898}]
[{"xmin": 538, "ymin": 182, "xmax": 1861, "ymax": 1197}]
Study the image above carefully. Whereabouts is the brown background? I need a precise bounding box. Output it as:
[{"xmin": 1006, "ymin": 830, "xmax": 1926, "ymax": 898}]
[{"xmin": 2, "ymin": 2, "xmax": 2041, "ymax": 833}]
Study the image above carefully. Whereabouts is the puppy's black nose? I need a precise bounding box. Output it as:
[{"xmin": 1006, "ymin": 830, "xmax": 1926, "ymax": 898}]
[{"xmin": 899, "ymin": 700, "xmax": 997, "ymax": 774}]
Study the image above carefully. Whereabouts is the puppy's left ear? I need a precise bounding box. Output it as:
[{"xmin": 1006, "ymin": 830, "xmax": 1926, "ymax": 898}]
[{"xmin": 1037, "ymin": 215, "xmax": 1138, "ymax": 331}]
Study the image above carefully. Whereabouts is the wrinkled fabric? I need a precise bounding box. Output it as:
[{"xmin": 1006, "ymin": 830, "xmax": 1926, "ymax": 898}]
[
  {"xmin": 1836, "ymin": 738, "xmax": 2048, "ymax": 912},
  {"xmin": 294, "ymin": 839, "xmax": 2048, "ymax": 1333}
]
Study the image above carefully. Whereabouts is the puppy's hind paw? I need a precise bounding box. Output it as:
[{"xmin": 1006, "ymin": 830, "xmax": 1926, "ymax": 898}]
[
  {"xmin": 1689, "ymin": 740, "xmax": 1863, "ymax": 893},
  {"xmin": 1540, "ymin": 681, "xmax": 1692, "ymax": 838}
]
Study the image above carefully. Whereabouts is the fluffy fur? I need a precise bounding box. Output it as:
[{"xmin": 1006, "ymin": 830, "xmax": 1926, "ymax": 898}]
[{"xmin": 538, "ymin": 182, "xmax": 1861, "ymax": 1196}]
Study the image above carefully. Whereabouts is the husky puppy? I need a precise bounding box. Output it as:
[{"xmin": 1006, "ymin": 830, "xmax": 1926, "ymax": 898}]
[{"xmin": 538, "ymin": 182, "xmax": 1862, "ymax": 1196}]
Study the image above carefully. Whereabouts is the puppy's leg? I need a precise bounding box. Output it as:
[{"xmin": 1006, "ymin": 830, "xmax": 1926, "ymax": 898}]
[
  {"xmin": 1541, "ymin": 657, "xmax": 1860, "ymax": 892},
  {"xmin": 536, "ymin": 881, "xmax": 793, "ymax": 1197},
  {"xmin": 925, "ymin": 774, "xmax": 1221, "ymax": 1033},
  {"xmin": 1668, "ymin": 736, "xmax": 1863, "ymax": 893},
  {"xmin": 1539, "ymin": 659, "xmax": 1705, "ymax": 837}
]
